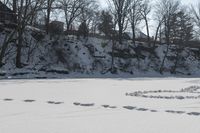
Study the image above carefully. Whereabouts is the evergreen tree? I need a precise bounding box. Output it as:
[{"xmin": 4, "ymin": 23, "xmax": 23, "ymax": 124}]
[
  {"xmin": 171, "ymin": 11, "xmax": 193, "ymax": 44},
  {"xmin": 98, "ymin": 11, "xmax": 114, "ymax": 38},
  {"xmin": 78, "ymin": 21, "xmax": 89, "ymax": 38}
]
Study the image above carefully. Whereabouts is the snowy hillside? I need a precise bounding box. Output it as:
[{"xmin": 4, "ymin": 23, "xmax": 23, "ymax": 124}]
[{"xmin": 1, "ymin": 30, "xmax": 200, "ymax": 79}]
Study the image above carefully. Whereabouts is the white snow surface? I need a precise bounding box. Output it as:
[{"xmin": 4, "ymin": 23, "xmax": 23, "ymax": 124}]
[{"xmin": 0, "ymin": 78, "xmax": 200, "ymax": 133}]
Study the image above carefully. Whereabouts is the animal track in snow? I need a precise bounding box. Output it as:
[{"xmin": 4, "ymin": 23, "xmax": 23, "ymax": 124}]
[
  {"xmin": 1, "ymin": 97, "xmax": 200, "ymax": 117},
  {"xmin": 126, "ymin": 86, "xmax": 200, "ymax": 100}
]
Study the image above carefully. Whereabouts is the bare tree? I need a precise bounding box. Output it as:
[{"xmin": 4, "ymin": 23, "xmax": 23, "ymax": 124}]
[
  {"xmin": 108, "ymin": 0, "xmax": 131, "ymax": 44},
  {"xmin": 45, "ymin": 0, "xmax": 55, "ymax": 34},
  {"xmin": 128, "ymin": 0, "xmax": 143, "ymax": 45},
  {"xmin": 153, "ymin": 2, "xmax": 165, "ymax": 47},
  {"xmin": 157, "ymin": 0, "xmax": 181, "ymax": 74},
  {"xmin": 90, "ymin": 11, "xmax": 101, "ymax": 34},
  {"xmin": 191, "ymin": 3, "xmax": 200, "ymax": 38},
  {"xmin": 12, "ymin": 0, "xmax": 17, "ymax": 13},
  {"xmin": 15, "ymin": 0, "xmax": 44, "ymax": 68},
  {"xmin": 59, "ymin": 0, "xmax": 84, "ymax": 32},
  {"xmin": 140, "ymin": 0, "xmax": 151, "ymax": 46},
  {"xmin": 78, "ymin": 0, "xmax": 98, "ymax": 28},
  {"xmin": 0, "ymin": 0, "xmax": 9, "ymax": 4}
]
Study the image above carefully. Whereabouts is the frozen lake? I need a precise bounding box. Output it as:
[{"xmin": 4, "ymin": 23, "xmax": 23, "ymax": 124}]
[{"xmin": 0, "ymin": 78, "xmax": 200, "ymax": 133}]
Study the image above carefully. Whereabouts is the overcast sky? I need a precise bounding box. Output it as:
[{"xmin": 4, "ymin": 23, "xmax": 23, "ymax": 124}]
[
  {"xmin": 98, "ymin": 0, "xmax": 199, "ymax": 8},
  {"xmin": 97, "ymin": 0, "xmax": 199, "ymax": 35}
]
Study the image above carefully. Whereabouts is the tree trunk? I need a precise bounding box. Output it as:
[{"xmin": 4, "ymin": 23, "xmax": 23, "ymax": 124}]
[
  {"xmin": 16, "ymin": 30, "xmax": 23, "ymax": 68},
  {"xmin": 131, "ymin": 24, "xmax": 136, "ymax": 46},
  {"xmin": 46, "ymin": 5, "xmax": 51, "ymax": 34},
  {"xmin": 159, "ymin": 25, "xmax": 162, "ymax": 45},
  {"xmin": 111, "ymin": 39, "xmax": 115, "ymax": 72},
  {"xmin": 118, "ymin": 14, "xmax": 123, "ymax": 44},
  {"xmin": 160, "ymin": 20, "xmax": 171, "ymax": 74},
  {"xmin": 13, "ymin": 0, "xmax": 17, "ymax": 13},
  {"xmin": 118, "ymin": 25, "xmax": 123, "ymax": 44},
  {"xmin": 145, "ymin": 18, "xmax": 150, "ymax": 46},
  {"xmin": 171, "ymin": 51, "xmax": 179, "ymax": 74},
  {"xmin": 153, "ymin": 22, "xmax": 162, "ymax": 47},
  {"xmin": 159, "ymin": 43, "xmax": 170, "ymax": 74}
]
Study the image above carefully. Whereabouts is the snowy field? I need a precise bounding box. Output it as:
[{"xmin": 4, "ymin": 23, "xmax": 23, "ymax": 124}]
[{"xmin": 0, "ymin": 78, "xmax": 200, "ymax": 133}]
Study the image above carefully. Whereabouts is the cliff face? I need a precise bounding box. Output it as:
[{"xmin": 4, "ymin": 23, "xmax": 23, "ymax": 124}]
[{"xmin": 0, "ymin": 29, "xmax": 200, "ymax": 78}]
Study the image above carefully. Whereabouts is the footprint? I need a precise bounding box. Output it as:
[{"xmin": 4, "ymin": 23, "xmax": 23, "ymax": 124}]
[
  {"xmin": 54, "ymin": 102, "xmax": 64, "ymax": 104},
  {"xmin": 102, "ymin": 105, "xmax": 110, "ymax": 108},
  {"xmin": 47, "ymin": 101, "xmax": 55, "ymax": 104},
  {"xmin": 165, "ymin": 110, "xmax": 176, "ymax": 113},
  {"xmin": 165, "ymin": 110, "xmax": 185, "ymax": 114},
  {"xmin": 150, "ymin": 110, "xmax": 158, "ymax": 112},
  {"xmin": 136, "ymin": 108, "xmax": 148, "ymax": 111},
  {"xmin": 47, "ymin": 101, "xmax": 63, "ymax": 105},
  {"xmin": 187, "ymin": 112, "xmax": 200, "ymax": 116},
  {"xmin": 73, "ymin": 102, "xmax": 81, "ymax": 106},
  {"xmin": 80, "ymin": 103, "xmax": 95, "ymax": 107},
  {"xmin": 3, "ymin": 98, "xmax": 13, "ymax": 101},
  {"xmin": 109, "ymin": 106, "xmax": 117, "ymax": 109},
  {"xmin": 23, "ymin": 100, "xmax": 35, "ymax": 102},
  {"xmin": 123, "ymin": 106, "xmax": 136, "ymax": 110},
  {"xmin": 102, "ymin": 105, "xmax": 117, "ymax": 109},
  {"xmin": 175, "ymin": 111, "xmax": 185, "ymax": 114}
]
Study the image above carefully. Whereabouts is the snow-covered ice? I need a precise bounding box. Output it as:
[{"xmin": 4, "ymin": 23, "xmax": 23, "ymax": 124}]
[{"xmin": 0, "ymin": 78, "xmax": 200, "ymax": 133}]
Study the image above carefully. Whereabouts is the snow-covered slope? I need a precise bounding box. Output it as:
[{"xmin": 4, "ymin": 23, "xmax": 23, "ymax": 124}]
[{"xmin": 1, "ymin": 30, "xmax": 200, "ymax": 78}]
